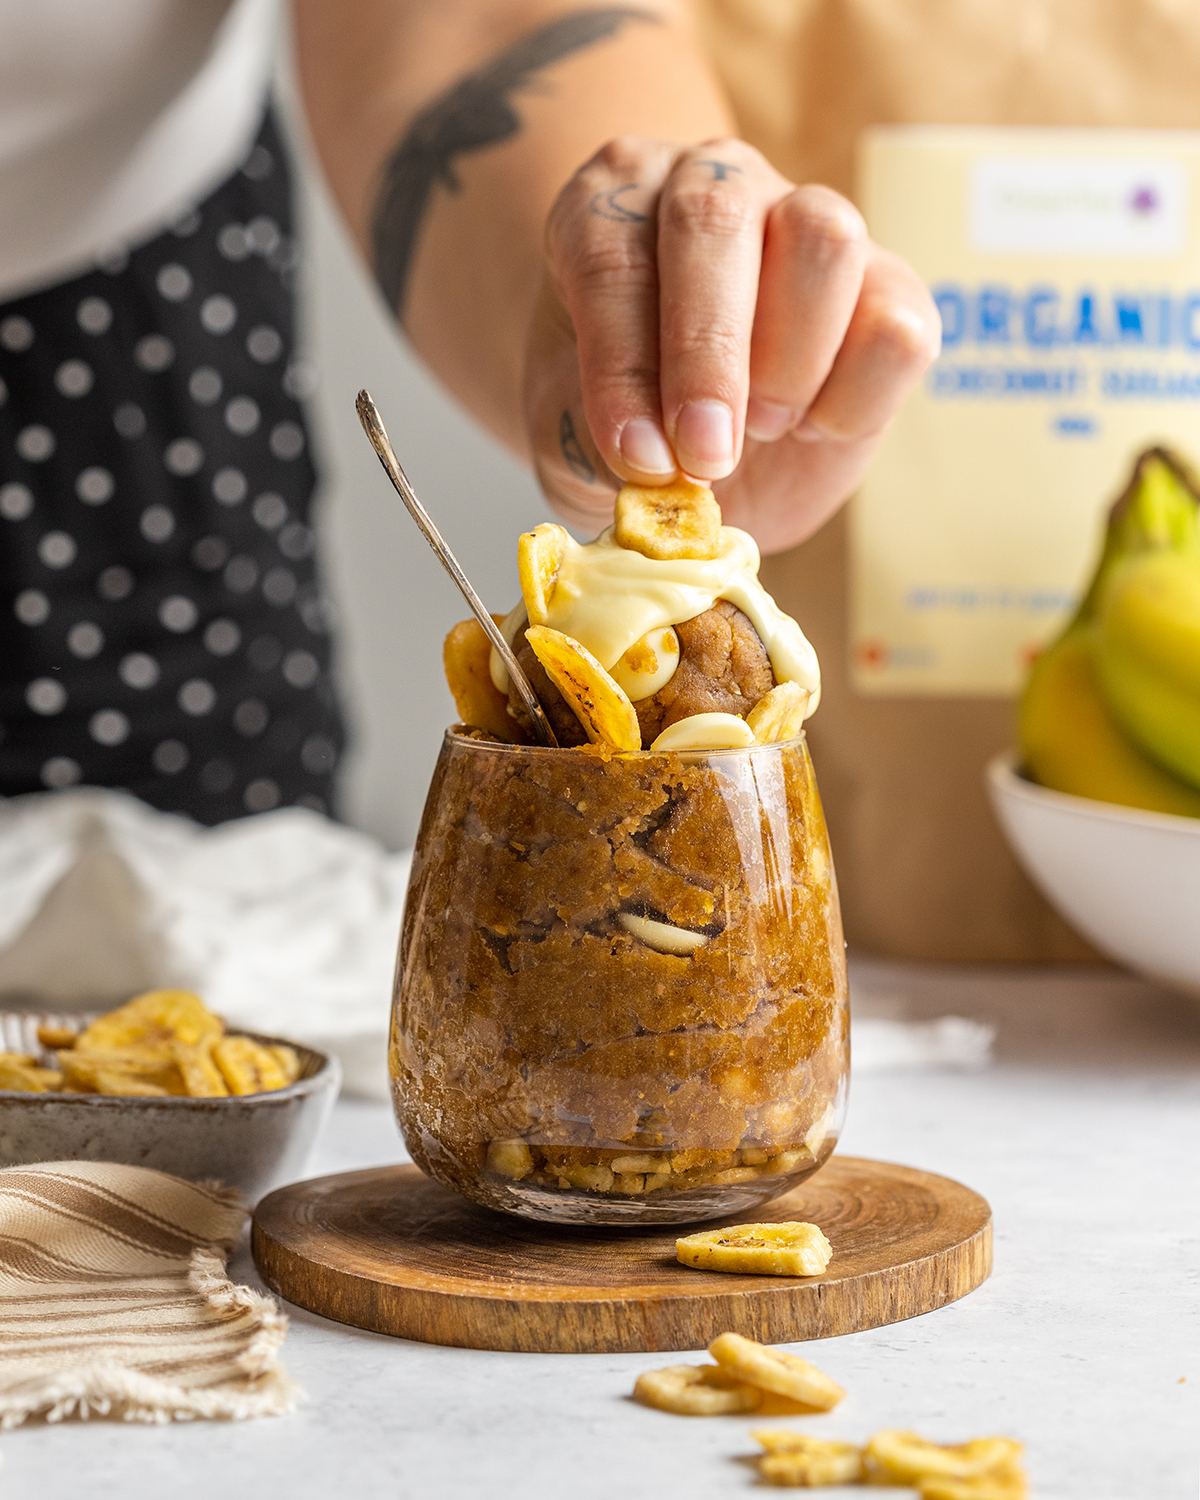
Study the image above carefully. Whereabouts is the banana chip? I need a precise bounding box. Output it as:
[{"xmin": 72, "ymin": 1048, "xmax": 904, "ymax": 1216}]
[
  {"xmin": 213, "ymin": 1036, "xmax": 292, "ymax": 1096},
  {"xmin": 36, "ymin": 1024, "xmax": 78, "ymax": 1051},
  {"xmin": 77, "ymin": 990, "xmax": 222, "ymax": 1058},
  {"xmin": 0, "ymin": 1054, "xmax": 64, "ymax": 1092},
  {"xmin": 443, "ymin": 616, "xmax": 523, "ymax": 742},
  {"xmin": 708, "ymin": 1332, "xmax": 845, "ymax": 1411},
  {"xmin": 633, "ymin": 1364, "xmax": 761, "ymax": 1416},
  {"xmin": 524, "ymin": 625, "xmax": 641, "ymax": 751},
  {"xmin": 676, "ymin": 1221, "xmax": 832, "ymax": 1277},
  {"xmin": 866, "ymin": 1431, "xmax": 1027, "ymax": 1484},
  {"xmin": 614, "ymin": 479, "xmax": 722, "ymax": 561},
  {"xmin": 746, "ymin": 682, "xmax": 811, "ymax": 744},
  {"xmin": 751, "ymin": 1431, "xmax": 864, "ymax": 1487},
  {"xmin": 918, "ymin": 1476, "xmax": 1028, "ymax": 1500},
  {"xmin": 57, "ymin": 1048, "xmax": 185, "ymax": 1095},
  {"xmin": 173, "ymin": 1040, "xmax": 230, "ymax": 1098},
  {"xmin": 518, "ymin": 522, "xmax": 568, "ymax": 624},
  {"xmin": 865, "ymin": 1431, "xmax": 1026, "ymax": 1490}
]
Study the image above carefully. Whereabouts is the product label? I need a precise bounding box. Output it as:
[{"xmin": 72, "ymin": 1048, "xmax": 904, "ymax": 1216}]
[{"xmin": 853, "ymin": 126, "xmax": 1200, "ymax": 696}]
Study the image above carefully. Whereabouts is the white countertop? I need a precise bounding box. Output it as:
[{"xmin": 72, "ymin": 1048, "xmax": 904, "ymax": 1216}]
[{"xmin": 5, "ymin": 963, "xmax": 1198, "ymax": 1500}]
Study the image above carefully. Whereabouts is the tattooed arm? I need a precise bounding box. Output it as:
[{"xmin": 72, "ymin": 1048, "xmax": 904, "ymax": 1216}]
[{"xmin": 294, "ymin": 1, "xmax": 939, "ymax": 553}]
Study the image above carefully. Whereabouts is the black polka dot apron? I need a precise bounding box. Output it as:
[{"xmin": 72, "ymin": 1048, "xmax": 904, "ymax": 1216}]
[{"xmin": 0, "ymin": 111, "xmax": 344, "ymax": 823}]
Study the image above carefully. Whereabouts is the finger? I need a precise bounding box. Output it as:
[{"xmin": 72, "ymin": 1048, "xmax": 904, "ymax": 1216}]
[
  {"xmin": 793, "ymin": 245, "xmax": 941, "ymax": 445},
  {"xmin": 745, "ymin": 185, "xmax": 868, "ymax": 441},
  {"xmin": 655, "ymin": 140, "xmax": 788, "ymax": 480},
  {"xmin": 545, "ymin": 137, "xmax": 680, "ymax": 485}
]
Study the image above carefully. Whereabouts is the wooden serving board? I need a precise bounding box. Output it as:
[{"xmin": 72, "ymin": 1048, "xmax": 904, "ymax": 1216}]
[{"xmin": 251, "ymin": 1157, "xmax": 991, "ymax": 1354}]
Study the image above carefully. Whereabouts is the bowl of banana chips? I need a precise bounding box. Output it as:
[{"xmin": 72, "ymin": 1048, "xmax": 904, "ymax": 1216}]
[{"xmin": 0, "ymin": 990, "xmax": 340, "ymax": 1200}]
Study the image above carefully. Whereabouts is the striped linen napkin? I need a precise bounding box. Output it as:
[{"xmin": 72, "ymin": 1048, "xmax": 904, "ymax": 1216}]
[{"xmin": 0, "ymin": 1161, "xmax": 299, "ymax": 1427}]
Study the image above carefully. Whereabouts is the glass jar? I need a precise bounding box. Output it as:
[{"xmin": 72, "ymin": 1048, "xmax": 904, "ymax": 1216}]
[{"xmin": 390, "ymin": 729, "xmax": 848, "ymax": 1225}]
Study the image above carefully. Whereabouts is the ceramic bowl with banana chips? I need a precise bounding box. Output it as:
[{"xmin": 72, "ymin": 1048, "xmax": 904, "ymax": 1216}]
[
  {"xmin": 988, "ymin": 751, "xmax": 1200, "ymax": 999},
  {"xmin": 0, "ymin": 1011, "xmax": 340, "ymax": 1202}
]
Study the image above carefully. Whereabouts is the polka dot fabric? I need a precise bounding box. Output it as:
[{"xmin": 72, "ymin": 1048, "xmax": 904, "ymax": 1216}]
[{"xmin": 0, "ymin": 114, "xmax": 343, "ymax": 823}]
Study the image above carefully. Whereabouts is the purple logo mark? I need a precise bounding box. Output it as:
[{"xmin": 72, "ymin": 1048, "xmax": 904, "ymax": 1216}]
[{"xmin": 1129, "ymin": 184, "xmax": 1160, "ymax": 217}]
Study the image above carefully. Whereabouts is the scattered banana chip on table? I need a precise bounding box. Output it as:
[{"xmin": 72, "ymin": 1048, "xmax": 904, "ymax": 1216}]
[
  {"xmin": 709, "ymin": 1331, "xmax": 846, "ymax": 1411},
  {"xmin": 633, "ymin": 1364, "xmax": 761, "ymax": 1416},
  {"xmin": 866, "ymin": 1430, "xmax": 1027, "ymax": 1495},
  {"xmin": 614, "ymin": 478, "xmax": 722, "ymax": 561},
  {"xmin": 751, "ymin": 1430, "xmax": 865, "ymax": 1487},
  {"xmin": 0, "ymin": 989, "xmax": 301, "ymax": 1099},
  {"xmin": 676, "ymin": 1221, "xmax": 832, "ymax": 1276},
  {"xmin": 525, "ymin": 625, "xmax": 642, "ymax": 752},
  {"xmin": 632, "ymin": 1333, "xmax": 845, "ymax": 1418}
]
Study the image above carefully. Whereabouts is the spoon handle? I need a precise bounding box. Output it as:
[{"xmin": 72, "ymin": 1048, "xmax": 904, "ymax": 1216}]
[{"xmin": 356, "ymin": 390, "xmax": 559, "ymax": 748}]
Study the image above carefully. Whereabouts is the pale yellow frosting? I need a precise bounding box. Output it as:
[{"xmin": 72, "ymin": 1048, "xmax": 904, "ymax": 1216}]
[{"xmin": 491, "ymin": 525, "xmax": 820, "ymax": 716}]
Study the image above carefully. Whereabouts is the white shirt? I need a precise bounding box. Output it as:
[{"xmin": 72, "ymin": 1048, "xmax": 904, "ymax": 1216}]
[{"xmin": 0, "ymin": 0, "xmax": 276, "ymax": 302}]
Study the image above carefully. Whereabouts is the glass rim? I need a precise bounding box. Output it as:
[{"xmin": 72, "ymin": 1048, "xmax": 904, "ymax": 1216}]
[{"xmin": 443, "ymin": 723, "xmax": 808, "ymax": 759}]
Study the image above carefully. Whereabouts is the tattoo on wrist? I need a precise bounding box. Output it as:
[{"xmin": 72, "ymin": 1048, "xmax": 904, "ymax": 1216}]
[
  {"xmin": 372, "ymin": 7, "xmax": 661, "ymax": 317},
  {"xmin": 695, "ymin": 160, "xmax": 742, "ymax": 181},
  {"xmin": 559, "ymin": 409, "xmax": 597, "ymax": 483},
  {"xmin": 587, "ymin": 184, "xmax": 649, "ymax": 222}
]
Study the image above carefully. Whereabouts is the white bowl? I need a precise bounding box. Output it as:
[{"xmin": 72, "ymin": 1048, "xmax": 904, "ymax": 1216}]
[{"xmin": 986, "ymin": 752, "xmax": 1200, "ymax": 998}]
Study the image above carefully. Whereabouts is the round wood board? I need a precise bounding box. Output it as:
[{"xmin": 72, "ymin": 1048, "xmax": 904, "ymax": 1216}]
[{"xmin": 251, "ymin": 1156, "xmax": 991, "ymax": 1354}]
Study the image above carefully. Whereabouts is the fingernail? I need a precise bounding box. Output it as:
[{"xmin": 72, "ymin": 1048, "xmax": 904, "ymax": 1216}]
[
  {"xmin": 619, "ymin": 417, "xmax": 677, "ymax": 476},
  {"xmin": 745, "ymin": 397, "xmax": 797, "ymax": 442},
  {"xmin": 675, "ymin": 400, "xmax": 735, "ymax": 475}
]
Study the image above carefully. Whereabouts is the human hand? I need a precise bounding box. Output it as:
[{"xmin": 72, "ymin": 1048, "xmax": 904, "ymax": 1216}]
[{"xmin": 524, "ymin": 137, "xmax": 940, "ymax": 554}]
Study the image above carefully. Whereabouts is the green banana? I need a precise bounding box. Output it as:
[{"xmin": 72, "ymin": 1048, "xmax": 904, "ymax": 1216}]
[{"xmin": 1019, "ymin": 447, "xmax": 1200, "ymax": 815}]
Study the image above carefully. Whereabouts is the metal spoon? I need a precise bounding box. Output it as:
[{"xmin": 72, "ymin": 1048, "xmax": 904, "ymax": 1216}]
[{"xmin": 355, "ymin": 389, "xmax": 559, "ymax": 748}]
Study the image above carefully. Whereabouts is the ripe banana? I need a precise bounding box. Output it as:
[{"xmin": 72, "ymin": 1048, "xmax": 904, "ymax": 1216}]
[
  {"xmin": 1019, "ymin": 447, "xmax": 1200, "ymax": 815},
  {"xmin": 1095, "ymin": 550, "xmax": 1200, "ymax": 791}
]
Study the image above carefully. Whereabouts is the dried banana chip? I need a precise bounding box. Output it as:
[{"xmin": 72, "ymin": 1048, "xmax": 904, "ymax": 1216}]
[
  {"xmin": 213, "ymin": 1036, "xmax": 292, "ymax": 1096},
  {"xmin": 677, "ymin": 1221, "xmax": 832, "ymax": 1277},
  {"xmin": 918, "ymin": 1475, "xmax": 1028, "ymax": 1500},
  {"xmin": 708, "ymin": 1332, "xmax": 845, "ymax": 1411},
  {"xmin": 58, "ymin": 1048, "xmax": 185, "ymax": 1095},
  {"xmin": 443, "ymin": 617, "xmax": 523, "ymax": 742},
  {"xmin": 746, "ymin": 681, "xmax": 811, "ymax": 744},
  {"xmin": 78, "ymin": 990, "xmax": 223, "ymax": 1058},
  {"xmin": 518, "ymin": 522, "xmax": 568, "ymax": 625},
  {"xmin": 609, "ymin": 626, "xmax": 680, "ymax": 702},
  {"xmin": 0, "ymin": 1053, "xmax": 64, "ymax": 1092},
  {"xmin": 173, "ymin": 1040, "xmax": 230, "ymax": 1098},
  {"xmin": 269, "ymin": 1044, "xmax": 302, "ymax": 1085},
  {"xmin": 633, "ymin": 1364, "xmax": 761, "ymax": 1416},
  {"xmin": 614, "ymin": 479, "xmax": 722, "ymax": 561},
  {"xmin": 91, "ymin": 1070, "xmax": 171, "ymax": 1097},
  {"xmin": 524, "ymin": 625, "xmax": 641, "ymax": 752},
  {"xmin": 650, "ymin": 713, "xmax": 755, "ymax": 752},
  {"xmin": 751, "ymin": 1431, "xmax": 864, "ymax": 1487},
  {"xmin": 865, "ymin": 1430, "xmax": 1025, "ymax": 1487},
  {"xmin": 36, "ymin": 1023, "xmax": 78, "ymax": 1051}
]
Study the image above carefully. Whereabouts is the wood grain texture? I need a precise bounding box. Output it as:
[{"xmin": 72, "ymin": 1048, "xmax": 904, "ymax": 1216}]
[{"xmin": 251, "ymin": 1156, "xmax": 991, "ymax": 1354}]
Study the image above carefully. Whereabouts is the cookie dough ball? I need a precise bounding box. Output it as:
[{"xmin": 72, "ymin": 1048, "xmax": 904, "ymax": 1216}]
[
  {"xmin": 635, "ymin": 602, "xmax": 775, "ymax": 745},
  {"xmin": 508, "ymin": 602, "xmax": 775, "ymax": 749}
]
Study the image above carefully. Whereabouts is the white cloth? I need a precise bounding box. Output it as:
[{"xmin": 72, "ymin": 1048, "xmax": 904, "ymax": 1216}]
[
  {"xmin": 0, "ymin": 0, "xmax": 276, "ymax": 301},
  {"xmin": 0, "ymin": 789, "xmax": 409, "ymax": 1099}
]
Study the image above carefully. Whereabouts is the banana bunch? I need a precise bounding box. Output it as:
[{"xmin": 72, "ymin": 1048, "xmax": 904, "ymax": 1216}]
[{"xmin": 1019, "ymin": 446, "xmax": 1200, "ymax": 817}]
